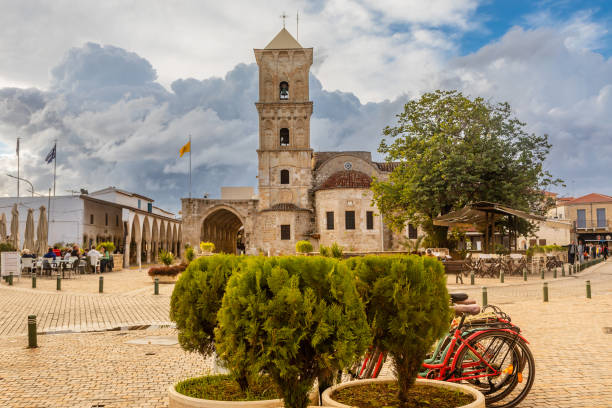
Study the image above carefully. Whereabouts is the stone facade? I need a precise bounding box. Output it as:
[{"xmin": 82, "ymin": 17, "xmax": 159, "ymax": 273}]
[{"xmin": 181, "ymin": 29, "xmax": 407, "ymax": 255}]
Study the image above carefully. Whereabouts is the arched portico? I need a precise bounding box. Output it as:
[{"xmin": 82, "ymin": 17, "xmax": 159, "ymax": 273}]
[{"xmin": 200, "ymin": 207, "xmax": 244, "ymax": 254}]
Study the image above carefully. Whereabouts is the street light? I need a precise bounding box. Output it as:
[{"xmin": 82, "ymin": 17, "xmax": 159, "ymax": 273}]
[{"xmin": 7, "ymin": 174, "xmax": 35, "ymax": 197}]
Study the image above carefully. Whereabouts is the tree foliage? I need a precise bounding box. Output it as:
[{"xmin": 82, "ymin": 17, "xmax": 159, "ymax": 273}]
[
  {"xmin": 345, "ymin": 255, "xmax": 450, "ymax": 407},
  {"xmin": 372, "ymin": 90, "xmax": 561, "ymax": 247},
  {"xmin": 215, "ymin": 256, "xmax": 371, "ymax": 408}
]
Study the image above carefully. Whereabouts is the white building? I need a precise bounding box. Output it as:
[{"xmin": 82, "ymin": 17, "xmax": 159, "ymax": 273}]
[{"xmin": 0, "ymin": 187, "xmax": 181, "ymax": 267}]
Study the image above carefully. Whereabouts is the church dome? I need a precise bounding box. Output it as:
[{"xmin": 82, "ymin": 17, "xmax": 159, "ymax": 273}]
[{"xmin": 316, "ymin": 170, "xmax": 372, "ymax": 191}]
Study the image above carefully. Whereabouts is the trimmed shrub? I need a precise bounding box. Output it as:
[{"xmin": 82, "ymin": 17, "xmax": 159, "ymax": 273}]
[
  {"xmin": 215, "ymin": 256, "xmax": 371, "ymax": 408},
  {"xmin": 200, "ymin": 241, "xmax": 215, "ymax": 253},
  {"xmin": 159, "ymin": 249, "xmax": 174, "ymax": 266},
  {"xmin": 345, "ymin": 255, "xmax": 450, "ymax": 407},
  {"xmin": 96, "ymin": 241, "xmax": 116, "ymax": 254},
  {"xmin": 148, "ymin": 263, "xmax": 187, "ymax": 277},
  {"xmin": 185, "ymin": 246, "xmax": 195, "ymax": 263},
  {"xmin": 170, "ymin": 254, "xmax": 242, "ymax": 357},
  {"xmin": 319, "ymin": 245, "xmax": 331, "ymax": 257},
  {"xmin": 319, "ymin": 242, "xmax": 343, "ymax": 258},
  {"xmin": 295, "ymin": 240, "xmax": 313, "ymax": 254}
]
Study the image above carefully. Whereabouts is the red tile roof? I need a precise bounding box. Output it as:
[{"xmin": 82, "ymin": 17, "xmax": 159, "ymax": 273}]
[
  {"xmin": 316, "ymin": 170, "xmax": 372, "ymax": 191},
  {"xmin": 566, "ymin": 193, "xmax": 612, "ymax": 205},
  {"xmin": 375, "ymin": 162, "xmax": 401, "ymax": 172}
]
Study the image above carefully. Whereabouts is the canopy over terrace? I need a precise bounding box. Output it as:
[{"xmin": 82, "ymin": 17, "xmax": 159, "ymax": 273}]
[{"xmin": 433, "ymin": 201, "xmax": 546, "ymax": 253}]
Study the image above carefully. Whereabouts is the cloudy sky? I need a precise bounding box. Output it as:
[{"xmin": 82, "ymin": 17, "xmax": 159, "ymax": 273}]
[{"xmin": 1, "ymin": 0, "xmax": 611, "ymax": 214}]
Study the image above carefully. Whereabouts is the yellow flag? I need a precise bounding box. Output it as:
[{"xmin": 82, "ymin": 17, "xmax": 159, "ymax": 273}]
[{"xmin": 179, "ymin": 141, "xmax": 191, "ymax": 157}]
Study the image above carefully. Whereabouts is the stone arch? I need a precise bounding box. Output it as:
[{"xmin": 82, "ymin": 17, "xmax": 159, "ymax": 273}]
[
  {"xmin": 151, "ymin": 218, "xmax": 159, "ymax": 262},
  {"xmin": 129, "ymin": 214, "xmax": 141, "ymax": 267},
  {"xmin": 171, "ymin": 223, "xmax": 177, "ymax": 256},
  {"xmin": 166, "ymin": 222, "xmax": 172, "ymax": 254},
  {"xmin": 142, "ymin": 216, "xmax": 151, "ymax": 264},
  {"xmin": 200, "ymin": 206, "xmax": 244, "ymax": 254},
  {"xmin": 177, "ymin": 224, "xmax": 182, "ymax": 258},
  {"xmin": 159, "ymin": 221, "xmax": 166, "ymax": 252}
]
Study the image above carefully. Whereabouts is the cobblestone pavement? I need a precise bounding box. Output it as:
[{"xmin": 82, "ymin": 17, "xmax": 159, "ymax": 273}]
[
  {"xmin": 0, "ymin": 262, "xmax": 610, "ymax": 407},
  {"xmin": 0, "ymin": 269, "xmax": 173, "ymax": 336}
]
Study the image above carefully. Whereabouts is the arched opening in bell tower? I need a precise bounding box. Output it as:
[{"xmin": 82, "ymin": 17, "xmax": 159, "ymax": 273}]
[
  {"xmin": 280, "ymin": 128, "xmax": 290, "ymax": 146},
  {"xmin": 279, "ymin": 81, "xmax": 289, "ymax": 100}
]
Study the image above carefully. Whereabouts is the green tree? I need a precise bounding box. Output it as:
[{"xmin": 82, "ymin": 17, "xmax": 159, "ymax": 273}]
[{"xmin": 372, "ymin": 90, "xmax": 561, "ymax": 247}]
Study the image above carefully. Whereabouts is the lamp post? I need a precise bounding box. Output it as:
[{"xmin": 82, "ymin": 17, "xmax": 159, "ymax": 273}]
[{"xmin": 7, "ymin": 174, "xmax": 35, "ymax": 197}]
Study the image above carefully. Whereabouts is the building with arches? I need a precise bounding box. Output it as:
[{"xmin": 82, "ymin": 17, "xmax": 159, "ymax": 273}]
[{"xmin": 181, "ymin": 29, "xmax": 407, "ymax": 255}]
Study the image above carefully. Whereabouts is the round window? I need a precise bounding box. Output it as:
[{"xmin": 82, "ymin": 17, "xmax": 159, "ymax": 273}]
[{"xmin": 344, "ymin": 161, "xmax": 353, "ymax": 170}]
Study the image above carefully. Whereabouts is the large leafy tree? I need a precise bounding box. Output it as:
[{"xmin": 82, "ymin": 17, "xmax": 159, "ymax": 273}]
[{"xmin": 372, "ymin": 90, "xmax": 561, "ymax": 247}]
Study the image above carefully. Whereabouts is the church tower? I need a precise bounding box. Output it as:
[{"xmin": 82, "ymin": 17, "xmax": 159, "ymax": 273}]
[{"xmin": 254, "ymin": 29, "xmax": 314, "ymax": 252}]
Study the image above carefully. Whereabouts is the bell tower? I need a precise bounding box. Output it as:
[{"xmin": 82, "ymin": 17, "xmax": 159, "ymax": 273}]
[{"xmin": 254, "ymin": 28, "xmax": 313, "ymax": 211}]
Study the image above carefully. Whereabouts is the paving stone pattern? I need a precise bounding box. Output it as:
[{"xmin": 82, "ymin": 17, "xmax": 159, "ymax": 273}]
[{"xmin": 0, "ymin": 263, "xmax": 611, "ymax": 407}]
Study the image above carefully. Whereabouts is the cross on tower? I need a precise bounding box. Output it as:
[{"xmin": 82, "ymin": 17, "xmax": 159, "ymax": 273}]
[{"xmin": 280, "ymin": 12, "xmax": 288, "ymax": 28}]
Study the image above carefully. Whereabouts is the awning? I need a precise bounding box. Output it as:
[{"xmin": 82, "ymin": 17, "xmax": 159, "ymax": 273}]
[{"xmin": 433, "ymin": 201, "xmax": 546, "ymax": 227}]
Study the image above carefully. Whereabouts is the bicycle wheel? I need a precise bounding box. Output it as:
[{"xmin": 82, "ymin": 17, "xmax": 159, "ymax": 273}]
[{"xmin": 454, "ymin": 330, "xmax": 535, "ymax": 408}]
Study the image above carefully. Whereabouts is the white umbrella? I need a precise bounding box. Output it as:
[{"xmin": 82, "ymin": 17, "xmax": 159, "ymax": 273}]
[
  {"xmin": 35, "ymin": 206, "xmax": 48, "ymax": 257},
  {"xmin": 24, "ymin": 208, "xmax": 35, "ymax": 252},
  {"xmin": 0, "ymin": 213, "xmax": 6, "ymax": 242},
  {"xmin": 9, "ymin": 204, "xmax": 19, "ymax": 250}
]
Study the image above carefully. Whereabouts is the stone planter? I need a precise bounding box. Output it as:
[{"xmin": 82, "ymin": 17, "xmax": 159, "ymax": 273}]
[
  {"xmin": 168, "ymin": 382, "xmax": 321, "ymax": 408},
  {"xmin": 321, "ymin": 378, "xmax": 485, "ymax": 408},
  {"xmin": 151, "ymin": 274, "xmax": 180, "ymax": 284}
]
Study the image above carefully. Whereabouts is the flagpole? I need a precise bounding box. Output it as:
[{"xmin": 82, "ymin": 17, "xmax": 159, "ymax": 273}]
[
  {"xmin": 53, "ymin": 140, "xmax": 57, "ymax": 197},
  {"xmin": 189, "ymin": 134, "xmax": 192, "ymax": 199}
]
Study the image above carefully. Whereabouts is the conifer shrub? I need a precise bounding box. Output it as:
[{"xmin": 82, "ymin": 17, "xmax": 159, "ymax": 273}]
[
  {"xmin": 295, "ymin": 240, "xmax": 313, "ymax": 253},
  {"xmin": 215, "ymin": 255, "xmax": 371, "ymax": 408},
  {"xmin": 170, "ymin": 254, "xmax": 242, "ymax": 357},
  {"xmin": 346, "ymin": 255, "xmax": 451, "ymax": 408},
  {"xmin": 185, "ymin": 245, "xmax": 195, "ymax": 262}
]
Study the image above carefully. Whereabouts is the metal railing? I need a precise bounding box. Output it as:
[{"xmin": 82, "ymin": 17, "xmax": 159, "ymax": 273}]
[{"xmin": 574, "ymin": 219, "xmax": 612, "ymax": 230}]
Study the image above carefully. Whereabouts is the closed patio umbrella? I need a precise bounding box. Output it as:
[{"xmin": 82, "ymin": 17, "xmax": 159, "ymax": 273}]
[
  {"xmin": 0, "ymin": 213, "xmax": 6, "ymax": 242},
  {"xmin": 35, "ymin": 206, "xmax": 48, "ymax": 257},
  {"xmin": 9, "ymin": 204, "xmax": 19, "ymax": 250},
  {"xmin": 24, "ymin": 208, "xmax": 35, "ymax": 252}
]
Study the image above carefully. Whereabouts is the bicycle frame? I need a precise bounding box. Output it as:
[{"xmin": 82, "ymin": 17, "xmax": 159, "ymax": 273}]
[{"xmin": 420, "ymin": 316, "xmax": 528, "ymax": 382}]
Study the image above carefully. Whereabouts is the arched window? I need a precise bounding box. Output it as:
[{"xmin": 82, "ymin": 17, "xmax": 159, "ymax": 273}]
[
  {"xmin": 280, "ymin": 128, "xmax": 290, "ymax": 146},
  {"xmin": 279, "ymin": 81, "xmax": 289, "ymax": 100},
  {"xmin": 280, "ymin": 169, "xmax": 289, "ymax": 184}
]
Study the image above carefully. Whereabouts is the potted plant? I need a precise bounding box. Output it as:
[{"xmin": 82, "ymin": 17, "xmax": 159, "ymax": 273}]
[
  {"xmin": 295, "ymin": 240, "xmax": 313, "ymax": 255},
  {"xmin": 215, "ymin": 255, "xmax": 371, "ymax": 408},
  {"xmin": 325, "ymin": 255, "xmax": 483, "ymax": 408},
  {"xmin": 200, "ymin": 241, "xmax": 215, "ymax": 255},
  {"xmin": 169, "ymin": 254, "xmax": 286, "ymax": 407},
  {"xmin": 147, "ymin": 250, "xmax": 185, "ymax": 283}
]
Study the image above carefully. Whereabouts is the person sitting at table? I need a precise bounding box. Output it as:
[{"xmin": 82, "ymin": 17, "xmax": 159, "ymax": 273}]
[
  {"xmin": 21, "ymin": 249, "xmax": 36, "ymax": 259},
  {"xmin": 63, "ymin": 250, "xmax": 72, "ymax": 260},
  {"xmin": 100, "ymin": 247, "xmax": 111, "ymax": 272},
  {"xmin": 43, "ymin": 247, "xmax": 56, "ymax": 261},
  {"xmin": 87, "ymin": 246, "xmax": 102, "ymax": 273},
  {"xmin": 70, "ymin": 244, "xmax": 81, "ymax": 259}
]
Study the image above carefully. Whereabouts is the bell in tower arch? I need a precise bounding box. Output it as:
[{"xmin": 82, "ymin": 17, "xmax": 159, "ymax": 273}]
[{"xmin": 279, "ymin": 81, "xmax": 289, "ymax": 100}]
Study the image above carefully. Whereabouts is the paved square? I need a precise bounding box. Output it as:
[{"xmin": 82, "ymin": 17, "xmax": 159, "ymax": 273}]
[{"xmin": 1, "ymin": 262, "xmax": 611, "ymax": 407}]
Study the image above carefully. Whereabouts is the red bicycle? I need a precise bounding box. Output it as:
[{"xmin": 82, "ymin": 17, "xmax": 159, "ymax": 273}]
[{"xmin": 355, "ymin": 293, "xmax": 535, "ymax": 407}]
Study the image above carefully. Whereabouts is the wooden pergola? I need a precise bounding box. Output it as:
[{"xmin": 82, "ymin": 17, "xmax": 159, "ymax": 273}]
[{"xmin": 433, "ymin": 201, "xmax": 546, "ymax": 253}]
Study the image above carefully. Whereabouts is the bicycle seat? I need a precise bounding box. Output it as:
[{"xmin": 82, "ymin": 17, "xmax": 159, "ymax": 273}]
[
  {"xmin": 453, "ymin": 304, "xmax": 481, "ymax": 315},
  {"xmin": 450, "ymin": 293, "xmax": 468, "ymax": 303}
]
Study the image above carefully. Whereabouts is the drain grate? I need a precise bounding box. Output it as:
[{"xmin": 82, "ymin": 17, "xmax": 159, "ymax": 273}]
[{"xmin": 603, "ymin": 327, "xmax": 612, "ymax": 334}]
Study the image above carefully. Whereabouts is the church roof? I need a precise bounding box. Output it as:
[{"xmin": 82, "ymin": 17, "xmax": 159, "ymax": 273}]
[
  {"xmin": 375, "ymin": 162, "xmax": 401, "ymax": 172},
  {"xmin": 316, "ymin": 170, "xmax": 372, "ymax": 191},
  {"xmin": 262, "ymin": 203, "xmax": 312, "ymax": 212},
  {"xmin": 265, "ymin": 28, "xmax": 303, "ymax": 49}
]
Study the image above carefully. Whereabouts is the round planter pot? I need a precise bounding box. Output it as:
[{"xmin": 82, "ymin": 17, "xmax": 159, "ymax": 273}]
[
  {"xmin": 169, "ymin": 384, "xmax": 283, "ymax": 408},
  {"xmin": 169, "ymin": 384, "xmax": 321, "ymax": 408},
  {"xmin": 151, "ymin": 274, "xmax": 180, "ymax": 284},
  {"xmin": 321, "ymin": 378, "xmax": 485, "ymax": 408}
]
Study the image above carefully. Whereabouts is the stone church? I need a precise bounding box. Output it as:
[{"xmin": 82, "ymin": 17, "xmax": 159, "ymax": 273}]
[{"xmin": 182, "ymin": 29, "xmax": 409, "ymax": 255}]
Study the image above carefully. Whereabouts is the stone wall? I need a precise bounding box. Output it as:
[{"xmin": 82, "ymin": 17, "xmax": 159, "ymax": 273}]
[
  {"xmin": 254, "ymin": 209, "xmax": 313, "ymax": 255},
  {"xmin": 82, "ymin": 199, "xmax": 123, "ymax": 248},
  {"xmin": 314, "ymin": 189, "xmax": 383, "ymax": 252}
]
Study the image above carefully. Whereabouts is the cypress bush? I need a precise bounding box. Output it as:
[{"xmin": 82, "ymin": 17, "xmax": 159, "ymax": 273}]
[
  {"xmin": 346, "ymin": 255, "xmax": 451, "ymax": 408},
  {"xmin": 295, "ymin": 240, "xmax": 313, "ymax": 253},
  {"xmin": 170, "ymin": 254, "xmax": 242, "ymax": 357},
  {"xmin": 215, "ymin": 256, "xmax": 371, "ymax": 408}
]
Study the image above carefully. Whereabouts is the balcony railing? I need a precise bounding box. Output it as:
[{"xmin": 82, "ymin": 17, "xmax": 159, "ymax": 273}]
[{"xmin": 574, "ymin": 219, "xmax": 612, "ymax": 231}]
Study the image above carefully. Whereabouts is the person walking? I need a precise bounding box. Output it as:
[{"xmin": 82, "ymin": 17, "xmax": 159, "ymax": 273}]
[
  {"xmin": 567, "ymin": 241, "xmax": 577, "ymax": 265},
  {"xmin": 604, "ymin": 244, "xmax": 609, "ymax": 261},
  {"xmin": 577, "ymin": 241, "xmax": 584, "ymax": 263}
]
